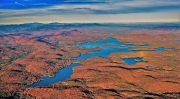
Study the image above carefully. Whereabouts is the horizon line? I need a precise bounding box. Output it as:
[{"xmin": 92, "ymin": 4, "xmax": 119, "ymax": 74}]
[{"xmin": 0, "ymin": 21, "xmax": 179, "ymax": 25}]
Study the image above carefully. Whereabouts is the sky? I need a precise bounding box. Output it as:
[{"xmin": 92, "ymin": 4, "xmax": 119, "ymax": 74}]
[{"xmin": 0, "ymin": 0, "xmax": 179, "ymax": 24}]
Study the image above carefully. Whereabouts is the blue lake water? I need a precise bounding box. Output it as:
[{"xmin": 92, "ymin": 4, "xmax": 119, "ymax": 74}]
[
  {"xmin": 26, "ymin": 37, "xmax": 165, "ymax": 88},
  {"xmin": 121, "ymin": 57, "xmax": 145, "ymax": 65},
  {"xmin": 76, "ymin": 37, "xmax": 140, "ymax": 60},
  {"xmin": 26, "ymin": 63, "xmax": 81, "ymax": 88},
  {"xmin": 155, "ymin": 47, "xmax": 165, "ymax": 52}
]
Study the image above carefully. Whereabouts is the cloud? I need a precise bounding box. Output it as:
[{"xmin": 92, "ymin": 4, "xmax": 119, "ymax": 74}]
[
  {"xmin": 89, "ymin": 5, "xmax": 179, "ymax": 14},
  {"xmin": 1, "ymin": 11, "xmax": 179, "ymax": 24},
  {"xmin": 45, "ymin": 0, "xmax": 179, "ymax": 14},
  {"xmin": 14, "ymin": 2, "xmax": 25, "ymax": 6},
  {"xmin": 1, "ymin": 0, "xmax": 179, "ymax": 11},
  {"xmin": 0, "ymin": 0, "xmax": 179, "ymax": 23},
  {"xmin": 63, "ymin": 0, "xmax": 109, "ymax": 3},
  {"xmin": 32, "ymin": 3, "xmax": 50, "ymax": 6},
  {"xmin": 0, "ymin": 0, "xmax": 179, "ymax": 18}
]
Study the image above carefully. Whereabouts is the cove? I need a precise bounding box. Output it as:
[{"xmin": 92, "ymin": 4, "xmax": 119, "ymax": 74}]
[
  {"xmin": 121, "ymin": 57, "xmax": 146, "ymax": 65},
  {"xmin": 26, "ymin": 37, "xmax": 165, "ymax": 88},
  {"xmin": 26, "ymin": 63, "xmax": 81, "ymax": 88}
]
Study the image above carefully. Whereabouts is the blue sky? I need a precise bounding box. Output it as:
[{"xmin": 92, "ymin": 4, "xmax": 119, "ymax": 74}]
[{"xmin": 0, "ymin": 0, "xmax": 179, "ymax": 24}]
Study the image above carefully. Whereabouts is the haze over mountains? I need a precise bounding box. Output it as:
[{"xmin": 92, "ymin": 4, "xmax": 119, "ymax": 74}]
[{"xmin": 0, "ymin": 22, "xmax": 179, "ymax": 36}]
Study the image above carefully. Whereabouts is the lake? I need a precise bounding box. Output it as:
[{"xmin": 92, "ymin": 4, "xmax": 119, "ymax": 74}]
[
  {"xmin": 27, "ymin": 37, "xmax": 164, "ymax": 88},
  {"xmin": 121, "ymin": 57, "xmax": 146, "ymax": 65}
]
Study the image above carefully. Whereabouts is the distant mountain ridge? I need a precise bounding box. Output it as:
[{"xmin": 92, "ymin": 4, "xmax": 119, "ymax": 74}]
[{"xmin": 0, "ymin": 22, "xmax": 179, "ymax": 36}]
